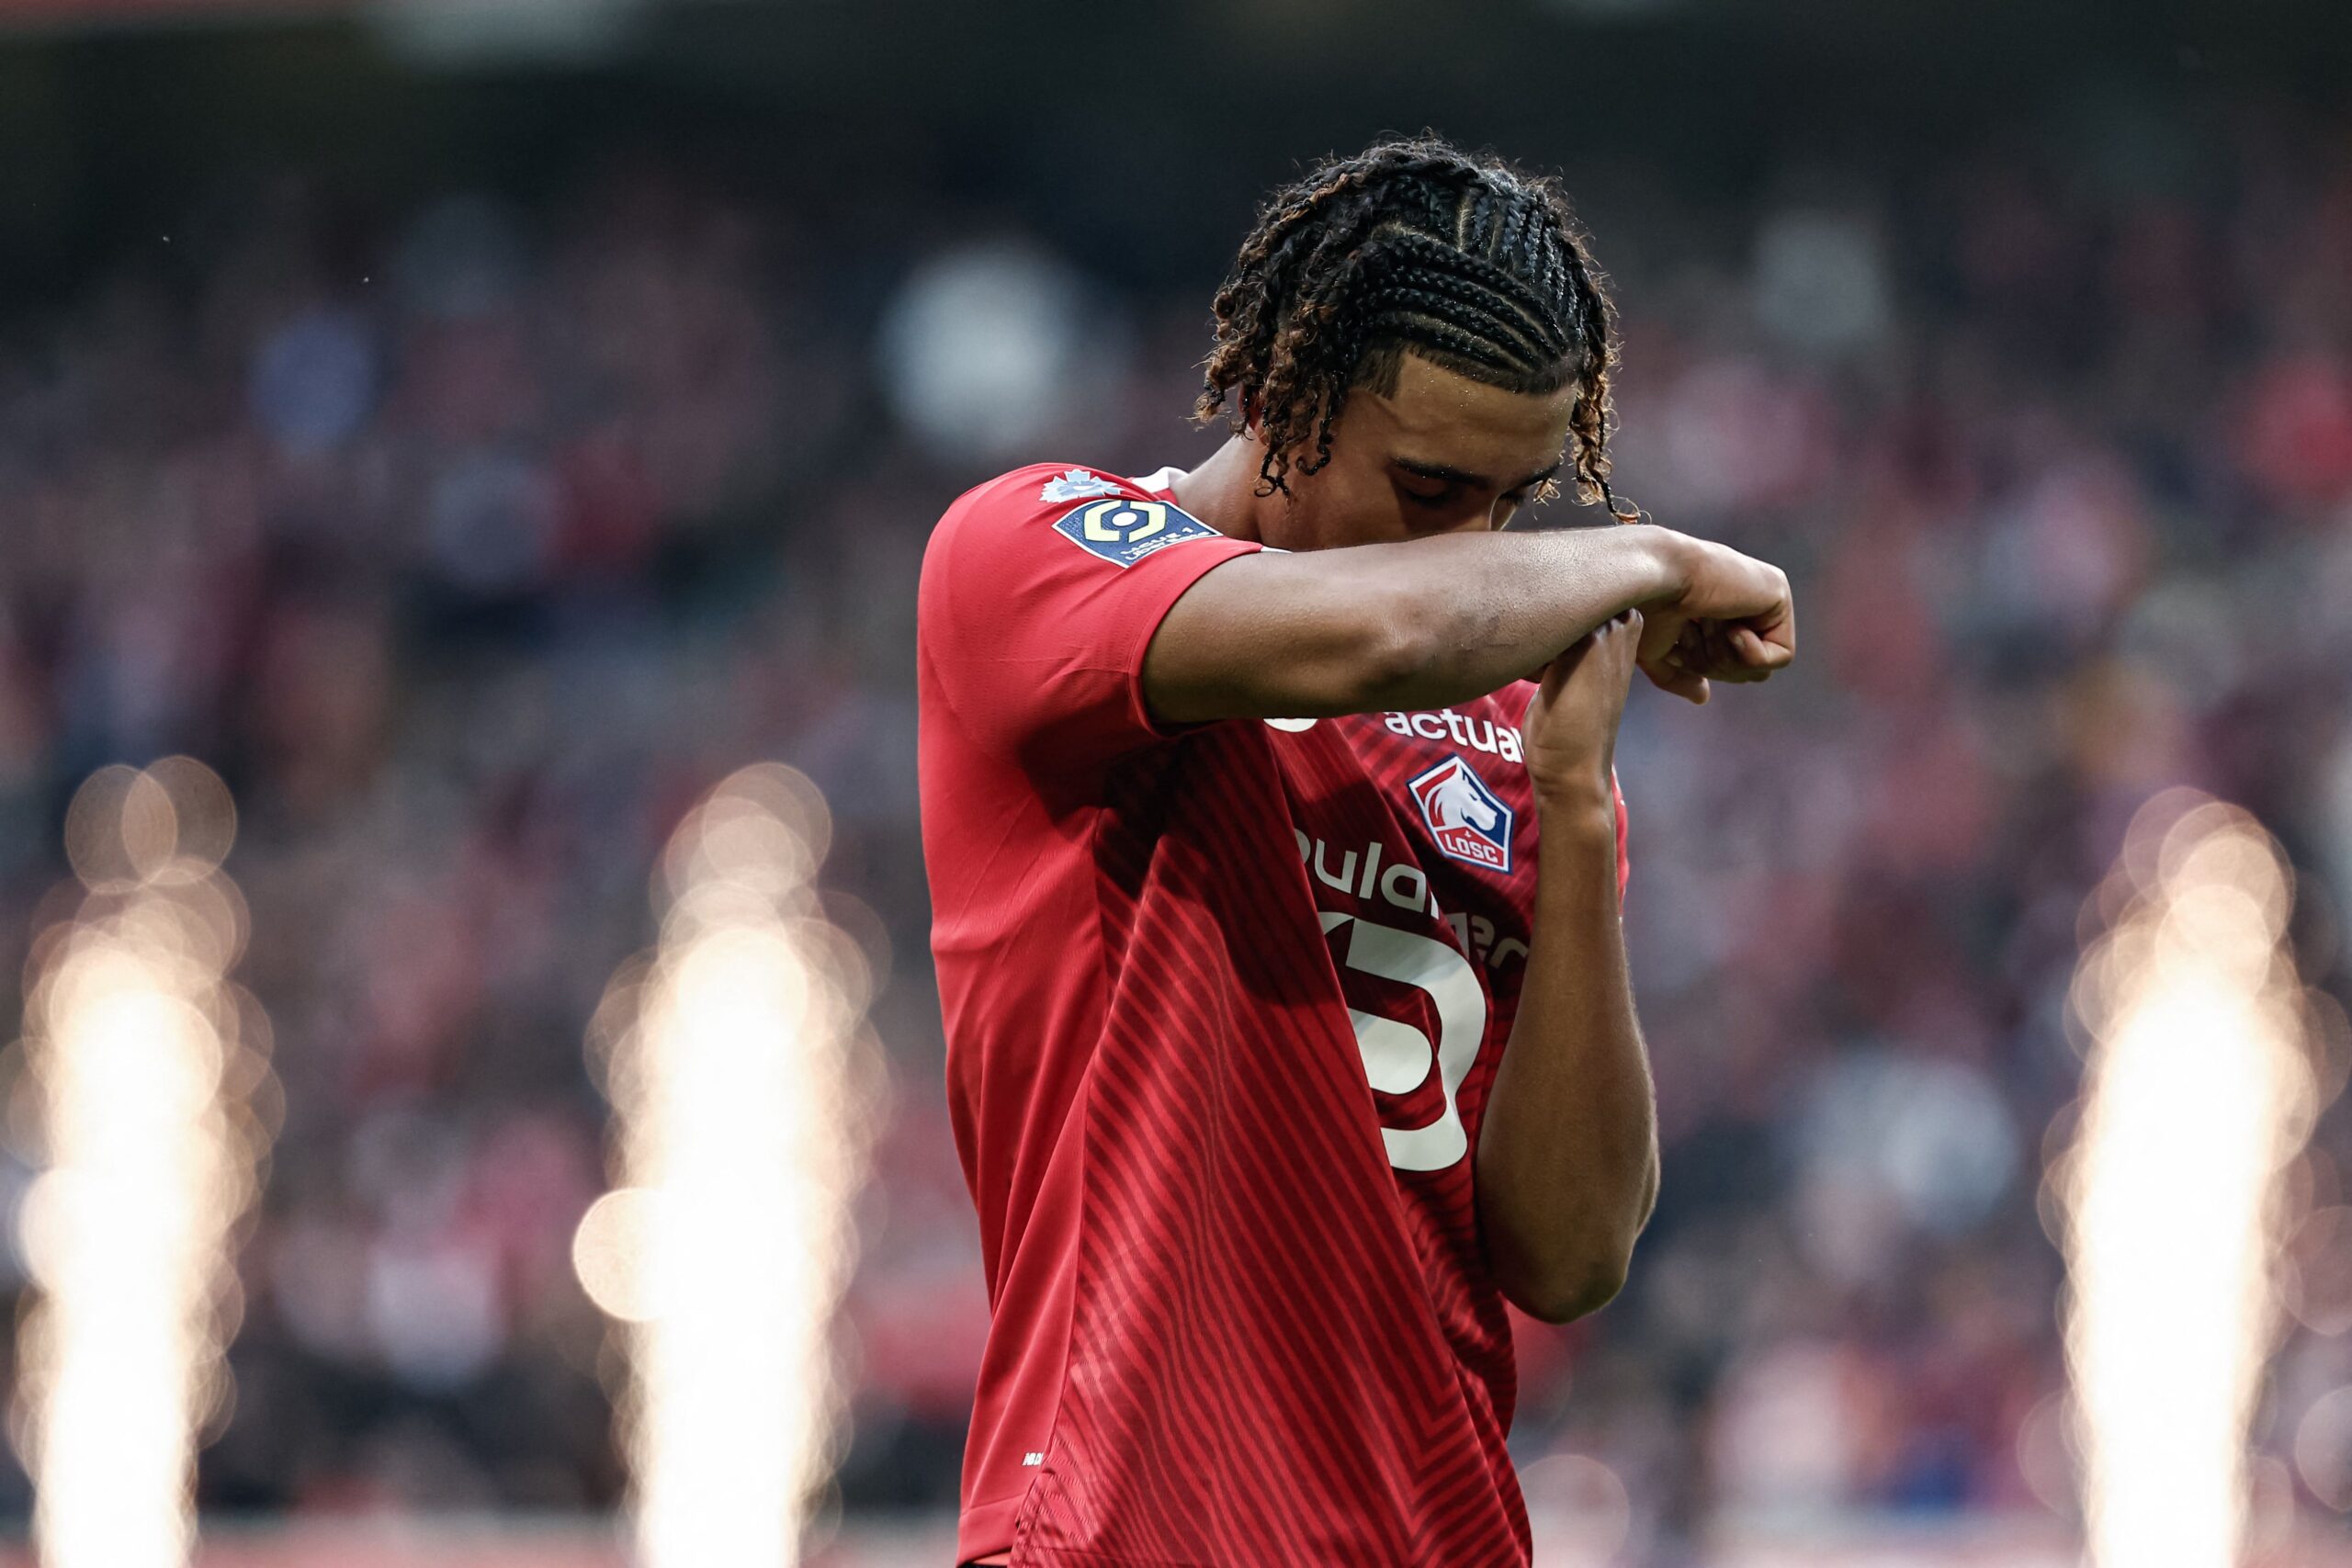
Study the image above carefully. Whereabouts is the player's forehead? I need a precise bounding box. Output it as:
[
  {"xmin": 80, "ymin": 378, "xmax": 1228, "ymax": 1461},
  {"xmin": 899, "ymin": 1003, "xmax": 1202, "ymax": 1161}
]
[{"xmin": 1353, "ymin": 354, "xmax": 1577, "ymax": 486}]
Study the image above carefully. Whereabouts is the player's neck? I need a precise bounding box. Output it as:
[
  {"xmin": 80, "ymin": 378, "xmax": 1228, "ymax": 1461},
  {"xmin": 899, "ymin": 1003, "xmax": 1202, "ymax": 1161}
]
[{"xmin": 1170, "ymin": 435, "xmax": 1275, "ymax": 545}]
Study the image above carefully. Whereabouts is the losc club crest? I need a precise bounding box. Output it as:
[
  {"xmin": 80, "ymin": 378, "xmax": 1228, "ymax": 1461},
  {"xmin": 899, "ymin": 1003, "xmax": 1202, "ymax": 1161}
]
[{"xmin": 1407, "ymin": 755, "xmax": 1514, "ymax": 874}]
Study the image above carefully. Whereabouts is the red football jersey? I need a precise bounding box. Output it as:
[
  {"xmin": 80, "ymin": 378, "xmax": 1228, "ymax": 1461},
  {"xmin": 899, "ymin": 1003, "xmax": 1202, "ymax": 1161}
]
[{"xmin": 918, "ymin": 463, "xmax": 1627, "ymax": 1566}]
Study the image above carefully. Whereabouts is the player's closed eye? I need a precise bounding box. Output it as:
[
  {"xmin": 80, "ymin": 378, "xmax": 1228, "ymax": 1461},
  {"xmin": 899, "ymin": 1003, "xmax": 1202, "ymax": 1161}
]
[{"xmin": 1399, "ymin": 483, "xmax": 1535, "ymax": 527}]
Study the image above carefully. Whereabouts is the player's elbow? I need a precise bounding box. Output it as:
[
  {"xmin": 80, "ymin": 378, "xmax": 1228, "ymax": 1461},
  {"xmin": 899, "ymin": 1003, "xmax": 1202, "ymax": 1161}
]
[
  {"xmin": 1514, "ymin": 1250, "xmax": 1627, "ymax": 1325},
  {"xmin": 1344, "ymin": 583, "xmax": 1458, "ymax": 710},
  {"xmin": 1507, "ymin": 1234, "xmax": 1639, "ymax": 1325}
]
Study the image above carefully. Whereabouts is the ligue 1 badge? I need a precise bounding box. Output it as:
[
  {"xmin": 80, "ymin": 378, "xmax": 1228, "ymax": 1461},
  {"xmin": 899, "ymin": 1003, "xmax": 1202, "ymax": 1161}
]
[{"xmin": 1051, "ymin": 497, "xmax": 1222, "ymax": 568}]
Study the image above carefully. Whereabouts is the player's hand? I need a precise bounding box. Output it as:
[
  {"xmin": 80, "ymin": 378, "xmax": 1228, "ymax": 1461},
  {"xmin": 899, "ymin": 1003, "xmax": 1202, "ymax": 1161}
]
[
  {"xmin": 1521, "ymin": 610, "xmax": 1641, "ymax": 807},
  {"xmin": 1636, "ymin": 535, "xmax": 1795, "ymax": 705}
]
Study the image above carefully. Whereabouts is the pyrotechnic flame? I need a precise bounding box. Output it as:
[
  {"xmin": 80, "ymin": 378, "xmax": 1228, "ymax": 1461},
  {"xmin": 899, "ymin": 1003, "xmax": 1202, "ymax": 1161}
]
[
  {"xmin": 575, "ymin": 763, "xmax": 879, "ymax": 1568},
  {"xmin": 13, "ymin": 760, "xmax": 269, "ymax": 1568},
  {"xmin": 2059, "ymin": 792, "xmax": 2320, "ymax": 1568}
]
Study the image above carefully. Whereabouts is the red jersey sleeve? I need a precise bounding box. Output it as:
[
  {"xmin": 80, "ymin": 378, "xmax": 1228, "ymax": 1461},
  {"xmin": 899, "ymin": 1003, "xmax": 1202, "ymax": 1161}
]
[{"xmin": 920, "ymin": 465, "xmax": 1262, "ymax": 779}]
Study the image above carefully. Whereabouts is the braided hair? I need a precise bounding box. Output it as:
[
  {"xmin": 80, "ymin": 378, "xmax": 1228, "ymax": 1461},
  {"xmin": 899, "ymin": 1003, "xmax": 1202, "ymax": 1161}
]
[{"xmin": 1197, "ymin": 137, "xmax": 1633, "ymax": 519}]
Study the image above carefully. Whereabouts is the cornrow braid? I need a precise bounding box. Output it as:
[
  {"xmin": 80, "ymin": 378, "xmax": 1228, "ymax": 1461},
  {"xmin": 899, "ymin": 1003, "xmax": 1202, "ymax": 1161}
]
[{"xmin": 1197, "ymin": 136, "xmax": 1634, "ymax": 519}]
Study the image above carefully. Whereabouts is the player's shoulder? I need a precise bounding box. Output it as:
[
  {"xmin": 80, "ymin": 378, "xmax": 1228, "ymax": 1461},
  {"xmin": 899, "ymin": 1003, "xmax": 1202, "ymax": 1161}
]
[
  {"xmin": 937, "ymin": 463, "xmax": 1166, "ymax": 531},
  {"xmin": 928, "ymin": 462, "xmax": 1226, "ymax": 575}
]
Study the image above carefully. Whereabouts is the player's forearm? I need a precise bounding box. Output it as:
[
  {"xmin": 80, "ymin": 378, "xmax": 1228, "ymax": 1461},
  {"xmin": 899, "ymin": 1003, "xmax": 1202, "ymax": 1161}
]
[
  {"xmin": 1474, "ymin": 795, "xmax": 1658, "ymax": 1325},
  {"xmin": 1145, "ymin": 524, "xmax": 1696, "ymax": 725},
  {"xmin": 1360, "ymin": 525, "xmax": 1691, "ymax": 712}
]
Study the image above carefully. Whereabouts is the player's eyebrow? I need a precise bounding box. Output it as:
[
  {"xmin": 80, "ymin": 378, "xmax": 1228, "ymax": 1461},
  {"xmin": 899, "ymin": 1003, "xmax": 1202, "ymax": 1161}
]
[{"xmin": 1395, "ymin": 457, "xmax": 1563, "ymax": 493}]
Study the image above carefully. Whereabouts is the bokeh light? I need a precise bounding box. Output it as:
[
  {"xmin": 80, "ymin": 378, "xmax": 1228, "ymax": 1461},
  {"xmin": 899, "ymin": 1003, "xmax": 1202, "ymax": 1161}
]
[
  {"xmin": 2057, "ymin": 794, "xmax": 2318, "ymax": 1568},
  {"xmin": 575, "ymin": 763, "xmax": 880, "ymax": 1568},
  {"xmin": 571, "ymin": 1187, "xmax": 666, "ymax": 1325},
  {"xmin": 13, "ymin": 759, "xmax": 271, "ymax": 1568},
  {"xmin": 2293, "ymin": 1386, "xmax": 2352, "ymax": 1512},
  {"xmin": 1521, "ymin": 1450, "xmax": 1634, "ymax": 1567}
]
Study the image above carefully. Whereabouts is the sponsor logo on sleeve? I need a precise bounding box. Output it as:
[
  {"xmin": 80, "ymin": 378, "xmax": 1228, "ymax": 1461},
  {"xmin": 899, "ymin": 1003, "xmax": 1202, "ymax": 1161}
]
[
  {"xmin": 1051, "ymin": 497, "xmax": 1224, "ymax": 568},
  {"xmin": 1039, "ymin": 468, "xmax": 1129, "ymax": 503},
  {"xmin": 1406, "ymin": 755, "xmax": 1515, "ymax": 874}
]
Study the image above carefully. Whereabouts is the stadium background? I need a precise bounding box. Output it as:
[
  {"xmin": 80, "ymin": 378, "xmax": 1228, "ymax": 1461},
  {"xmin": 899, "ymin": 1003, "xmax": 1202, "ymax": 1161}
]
[{"xmin": 1, "ymin": 0, "xmax": 2351, "ymax": 1562}]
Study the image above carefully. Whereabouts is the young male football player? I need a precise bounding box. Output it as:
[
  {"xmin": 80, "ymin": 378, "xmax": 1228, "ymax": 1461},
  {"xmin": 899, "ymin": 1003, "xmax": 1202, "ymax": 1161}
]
[{"xmin": 918, "ymin": 137, "xmax": 1794, "ymax": 1566}]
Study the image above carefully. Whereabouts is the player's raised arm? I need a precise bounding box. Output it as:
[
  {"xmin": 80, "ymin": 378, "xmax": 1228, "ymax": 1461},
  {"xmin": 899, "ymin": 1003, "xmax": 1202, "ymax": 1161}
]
[
  {"xmin": 1142, "ymin": 520, "xmax": 1792, "ymax": 725},
  {"xmin": 1477, "ymin": 612, "xmax": 1659, "ymax": 1323}
]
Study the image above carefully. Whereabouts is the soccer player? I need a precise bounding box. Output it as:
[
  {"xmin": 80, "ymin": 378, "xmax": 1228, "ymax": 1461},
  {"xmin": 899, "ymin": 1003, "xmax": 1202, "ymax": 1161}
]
[{"xmin": 918, "ymin": 138, "xmax": 1794, "ymax": 1566}]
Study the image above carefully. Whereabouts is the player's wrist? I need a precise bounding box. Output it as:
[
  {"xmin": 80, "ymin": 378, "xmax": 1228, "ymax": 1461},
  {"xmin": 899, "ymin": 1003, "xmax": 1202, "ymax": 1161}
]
[
  {"xmin": 1530, "ymin": 776, "xmax": 1617, "ymax": 834},
  {"xmin": 1627, "ymin": 526, "xmax": 1701, "ymax": 609}
]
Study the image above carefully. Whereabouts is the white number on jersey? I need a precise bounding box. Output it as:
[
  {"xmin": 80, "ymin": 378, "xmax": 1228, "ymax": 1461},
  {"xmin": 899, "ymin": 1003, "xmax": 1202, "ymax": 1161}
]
[{"xmin": 1318, "ymin": 911, "xmax": 1486, "ymax": 1172}]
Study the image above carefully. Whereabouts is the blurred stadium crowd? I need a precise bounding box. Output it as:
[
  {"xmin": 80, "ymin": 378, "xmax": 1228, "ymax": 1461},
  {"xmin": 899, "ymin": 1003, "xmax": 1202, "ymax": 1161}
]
[{"xmin": 0, "ymin": 86, "xmax": 2349, "ymax": 1555}]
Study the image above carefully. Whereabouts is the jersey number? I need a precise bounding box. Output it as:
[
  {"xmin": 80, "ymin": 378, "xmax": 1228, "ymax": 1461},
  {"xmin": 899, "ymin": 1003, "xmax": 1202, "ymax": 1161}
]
[{"xmin": 1319, "ymin": 912, "xmax": 1485, "ymax": 1172}]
